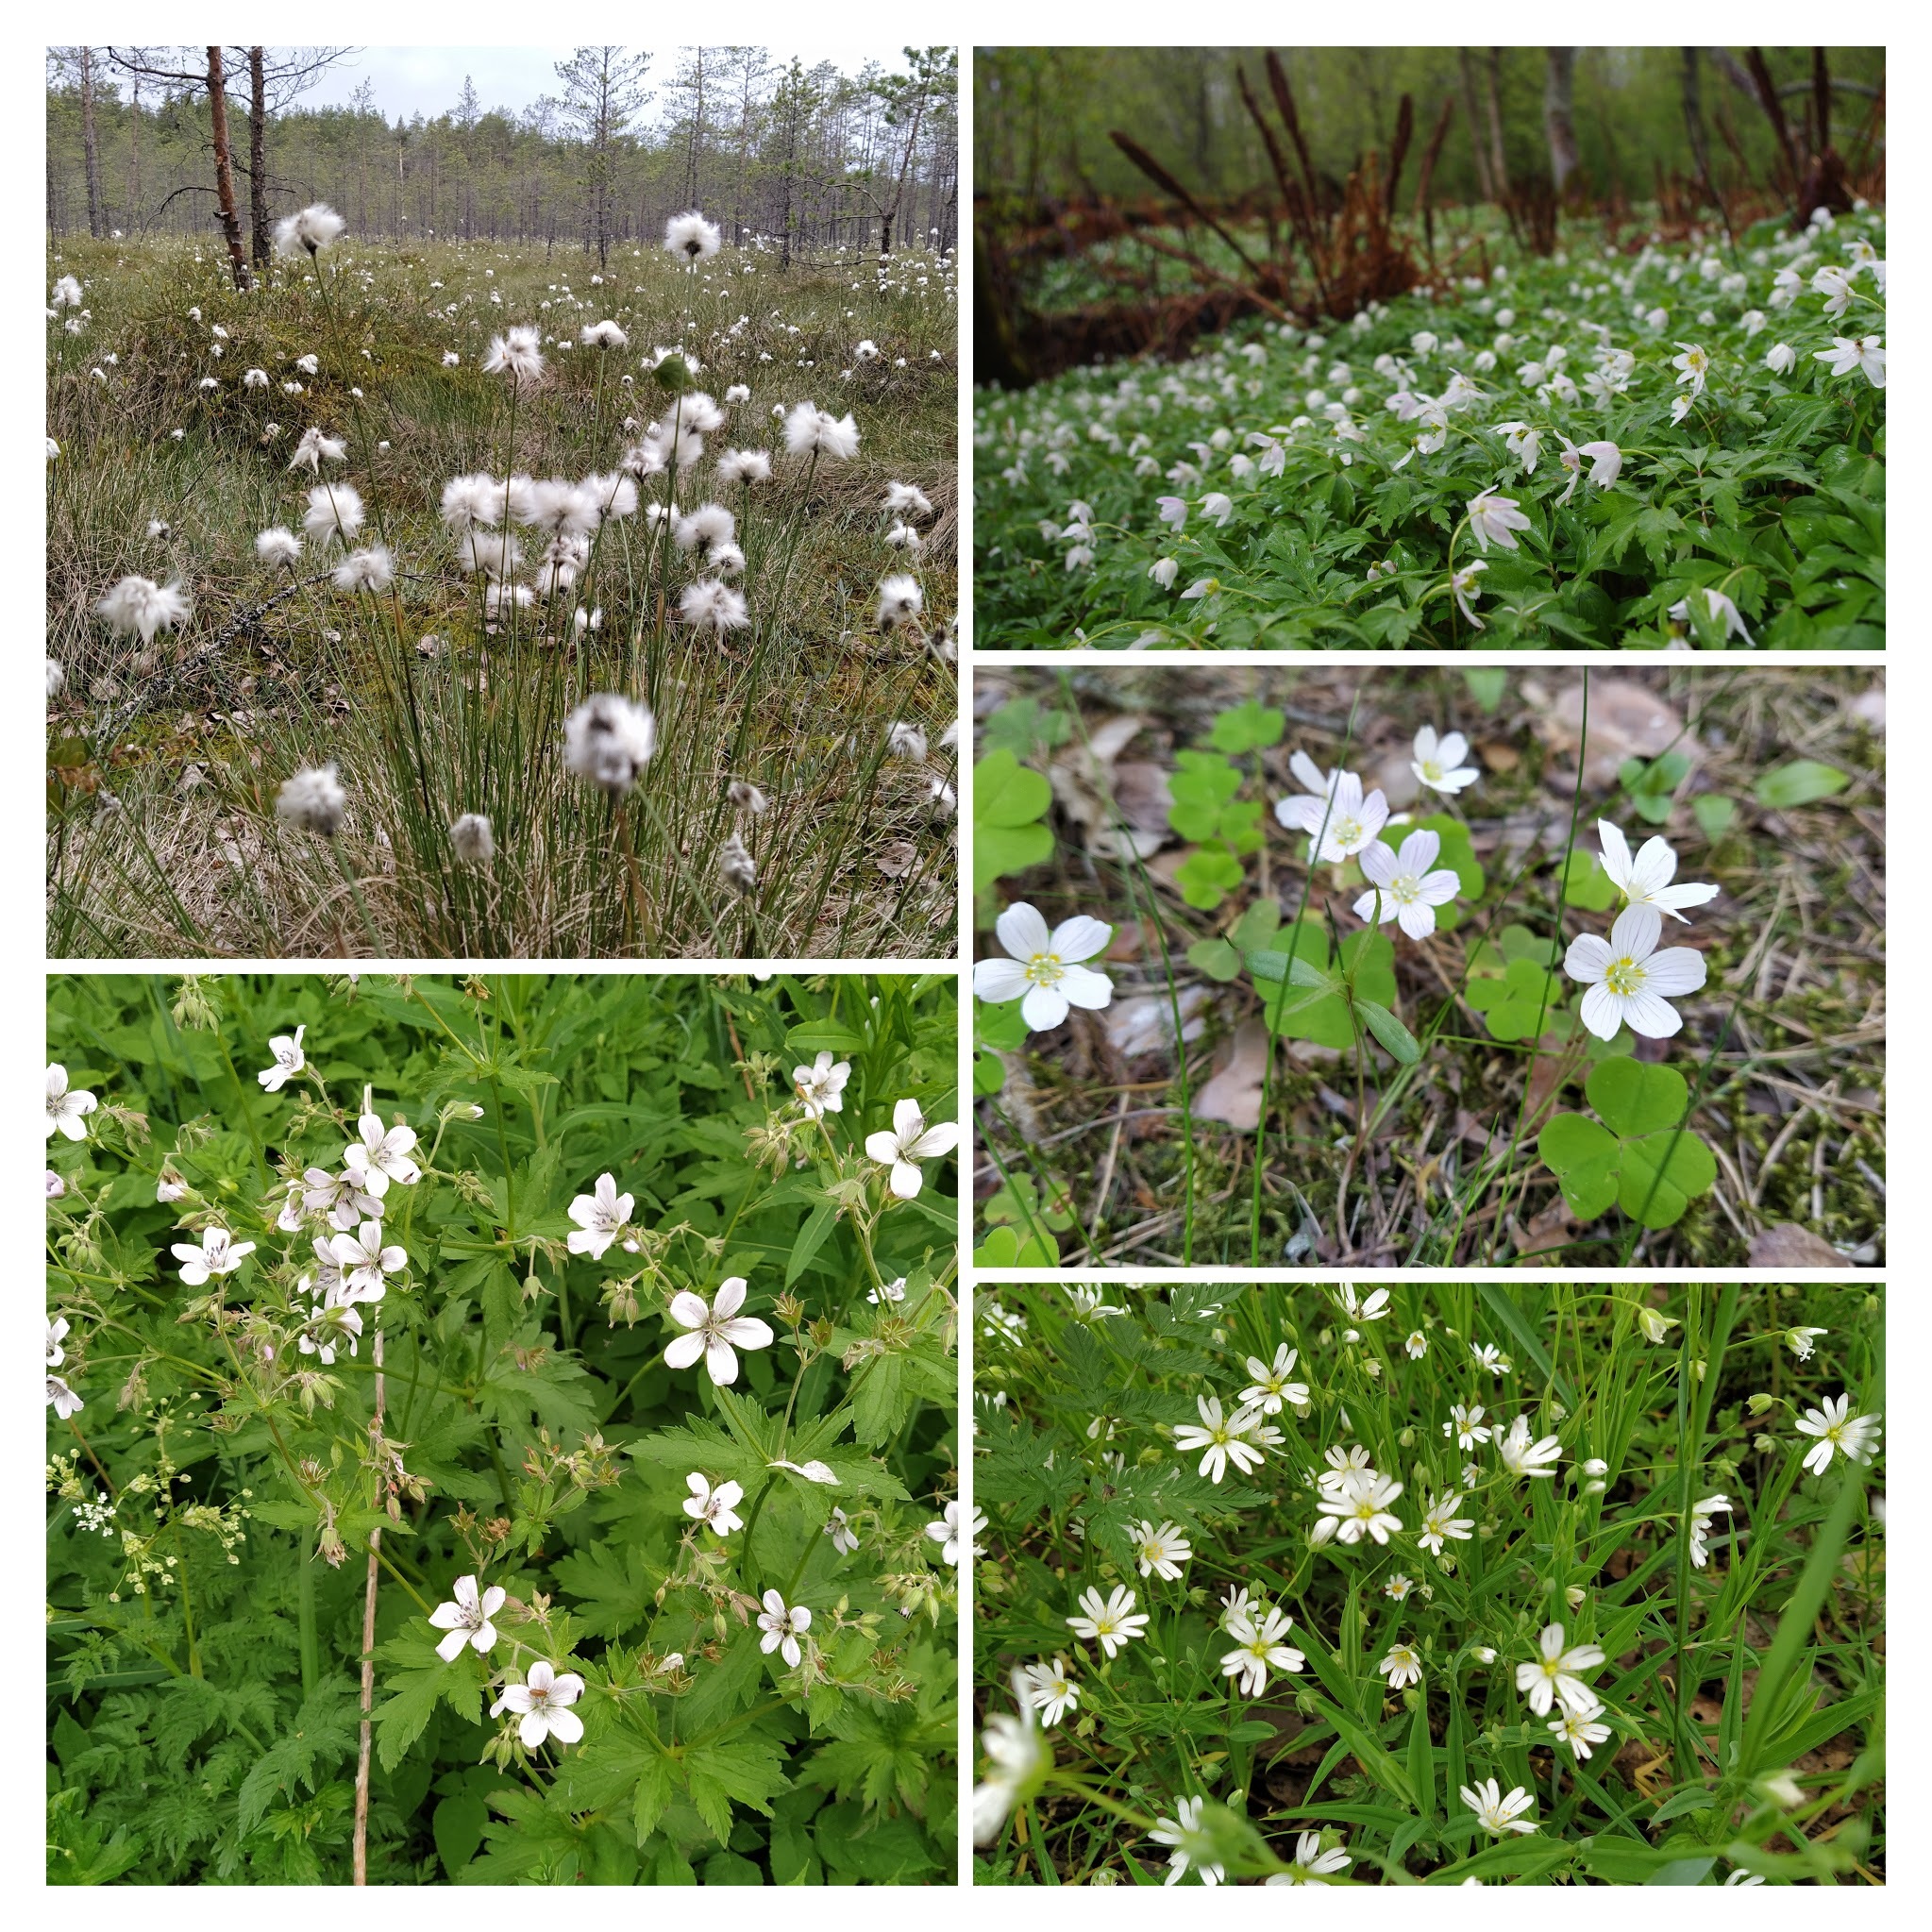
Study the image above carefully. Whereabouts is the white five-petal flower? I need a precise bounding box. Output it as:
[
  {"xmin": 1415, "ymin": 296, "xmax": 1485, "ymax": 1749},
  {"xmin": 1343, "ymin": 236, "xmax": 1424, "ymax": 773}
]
[
  {"xmin": 491, "ymin": 1659, "xmax": 585, "ymax": 1747},
  {"xmin": 1596, "ymin": 821, "xmax": 1719, "ymax": 922},
  {"xmin": 257, "ymin": 1024, "xmax": 307, "ymax": 1092},
  {"xmin": 683, "ymin": 1472, "xmax": 745, "ymax": 1536},
  {"xmin": 1410, "ymin": 725, "xmax": 1480, "ymax": 795},
  {"xmin": 1067, "ymin": 1584, "xmax": 1150, "ymax": 1659},
  {"xmin": 46, "ymin": 1065, "xmax": 97, "ymax": 1141},
  {"xmin": 1564, "ymin": 902, "xmax": 1706, "ymax": 1041},
  {"xmin": 1515, "ymin": 1622, "xmax": 1605, "ymax": 1716},
  {"xmin": 428, "ymin": 1573, "xmax": 507, "ymax": 1660},
  {"xmin": 1793, "ymin": 1392, "xmax": 1881, "ymax": 1473},
  {"xmin": 1353, "ymin": 829, "xmax": 1462, "ymax": 940},
  {"xmin": 757, "ymin": 1588, "xmax": 812, "ymax": 1667},
  {"xmin": 972, "ymin": 903, "xmax": 1115, "ymax": 1032},
  {"xmin": 566, "ymin": 1172, "xmax": 634, "ymax": 1259},
  {"xmin": 664, "ymin": 1277, "xmax": 774, "ymax": 1386},
  {"xmin": 172, "ymin": 1227, "xmax": 257, "ymax": 1285},
  {"xmin": 864, "ymin": 1099, "xmax": 960, "ymax": 1199}
]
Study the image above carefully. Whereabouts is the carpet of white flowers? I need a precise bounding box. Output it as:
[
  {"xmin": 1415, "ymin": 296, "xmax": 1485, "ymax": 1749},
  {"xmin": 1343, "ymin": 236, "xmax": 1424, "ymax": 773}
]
[
  {"xmin": 47, "ymin": 972, "xmax": 959, "ymax": 1884},
  {"xmin": 972, "ymin": 1283, "xmax": 1883, "ymax": 1885},
  {"xmin": 974, "ymin": 210, "xmax": 1883, "ymax": 649}
]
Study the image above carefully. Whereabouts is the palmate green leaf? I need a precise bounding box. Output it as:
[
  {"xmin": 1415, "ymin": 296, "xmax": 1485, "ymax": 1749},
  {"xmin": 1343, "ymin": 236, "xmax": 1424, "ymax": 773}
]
[
  {"xmin": 685, "ymin": 1733, "xmax": 792, "ymax": 1844},
  {"xmin": 551, "ymin": 1542, "xmax": 659, "ymax": 1639},
  {"xmin": 234, "ymin": 1685, "xmax": 361, "ymax": 1834}
]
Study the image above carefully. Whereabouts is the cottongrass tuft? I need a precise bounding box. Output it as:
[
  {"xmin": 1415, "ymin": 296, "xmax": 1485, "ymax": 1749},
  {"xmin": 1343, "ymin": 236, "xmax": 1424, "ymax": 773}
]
[
  {"xmin": 717, "ymin": 448, "xmax": 773, "ymax": 485},
  {"xmin": 580, "ymin": 319, "xmax": 630, "ymax": 348},
  {"xmin": 664, "ymin": 210, "xmax": 722, "ymax": 262},
  {"xmin": 273, "ymin": 202, "xmax": 346, "ymax": 258},
  {"xmin": 679, "ymin": 580, "xmax": 750, "ymax": 631},
  {"xmin": 673, "ymin": 503, "xmax": 736, "ymax": 555},
  {"xmin": 887, "ymin": 721, "xmax": 929, "ymax": 762},
  {"xmin": 883, "ymin": 480, "xmax": 934, "ymax": 520},
  {"xmin": 728, "ymin": 781, "xmax": 769, "ymax": 816},
  {"xmin": 458, "ymin": 529, "xmax": 522, "ymax": 579},
  {"xmin": 288, "ymin": 427, "xmax": 347, "ymax": 473},
  {"xmin": 276, "ymin": 764, "xmax": 347, "ymax": 835},
  {"xmin": 440, "ymin": 473, "xmax": 503, "ymax": 530},
  {"xmin": 482, "ymin": 325, "xmax": 546, "ymax": 386},
  {"xmin": 449, "ymin": 813, "xmax": 496, "ymax": 865},
  {"xmin": 783, "ymin": 401, "xmax": 861, "ymax": 462},
  {"xmin": 94, "ymin": 575, "xmax": 190, "ymax": 645},
  {"xmin": 47, "ymin": 658, "xmax": 66, "ymax": 698},
  {"xmin": 255, "ymin": 528, "xmax": 302, "ymax": 568},
  {"xmin": 876, "ymin": 573, "xmax": 924, "ymax": 629},
  {"xmin": 719, "ymin": 833, "xmax": 757, "ymax": 893},
  {"xmin": 331, "ymin": 546, "xmax": 395, "ymax": 594},
  {"xmin": 303, "ymin": 482, "xmax": 365, "ymax": 546},
  {"xmin": 563, "ymin": 694, "xmax": 656, "ymax": 797}
]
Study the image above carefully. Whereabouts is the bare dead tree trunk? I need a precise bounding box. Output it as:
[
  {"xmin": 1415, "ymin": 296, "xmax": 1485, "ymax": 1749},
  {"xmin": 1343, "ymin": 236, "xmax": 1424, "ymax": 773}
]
[
  {"xmin": 1543, "ymin": 47, "xmax": 1579, "ymax": 196},
  {"xmin": 80, "ymin": 47, "xmax": 103, "ymax": 237},
  {"xmin": 1483, "ymin": 49, "xmax": 1509, "ymax": 194},
  {"xmin": 249, "ymin": 47, "xmax": 270, "ymax": 270},
  {"xmin": 206, "ymin": 47, "xmax": 252, "ymax": 289},
  {"xmin": 1457, "ymin": 49, "xmax": 1494, "ymax": 201}
]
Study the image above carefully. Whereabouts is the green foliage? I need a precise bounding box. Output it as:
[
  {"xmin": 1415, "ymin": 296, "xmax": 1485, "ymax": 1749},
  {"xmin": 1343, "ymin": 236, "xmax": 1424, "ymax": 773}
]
[
  {"xmin": 46, "ymin": 971, "xmax": 958, "ymax": 1884},
  {"xmin": 973, "ymin": 1283, "xmax": 1885, "ymax": 1886},
  {"xmin": 973, "ymin": 204, "xmax": 1885, "ymax": 649},
  {"xmin": 1755, "ymin": 761, "xmax": 1850, "ymax": 809},
  {"xmin": 974, "ymin": 748, "xmax": 1055, "ymax": 890},
  {"xmin": 1538, "ymin": 1058, "xmax": 1718, "ymax": 1228}
]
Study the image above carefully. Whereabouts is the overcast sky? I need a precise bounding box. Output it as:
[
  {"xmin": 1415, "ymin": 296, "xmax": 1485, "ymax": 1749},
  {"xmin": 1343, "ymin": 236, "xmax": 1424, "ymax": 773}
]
[{"xmin": 181, "ymin": 46, "xmax": 921, "ymax": 124}]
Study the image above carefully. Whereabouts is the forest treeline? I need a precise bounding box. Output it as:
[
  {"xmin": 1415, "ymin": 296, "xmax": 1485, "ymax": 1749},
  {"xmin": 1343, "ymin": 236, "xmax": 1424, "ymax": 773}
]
[
  {"xmin": 976, "ymin": 46, "xmax": 1883, "ymax": 216},
  {"xmin": 47, "ymin": 45, "xmax": 958, "ymax": 266}
]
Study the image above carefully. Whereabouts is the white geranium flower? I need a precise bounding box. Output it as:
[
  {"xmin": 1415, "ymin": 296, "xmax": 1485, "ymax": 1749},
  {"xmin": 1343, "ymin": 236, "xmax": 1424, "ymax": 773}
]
[
  {"xmin": 172, "ymin": 1227, "xmax": 256, "ymax": 1285},
  {"xmin": 1564, "ymin": 902, "xmax": 1707, "ymax": 1040},
  {"xmin": 256, "ymin": 1025, "xmax": 306, "ymax": 1092},
  {"xmin": 566, "ymin": 1172, "xmax": 633, "ymax": 1259},
  {"xmin": 864, "ymin": 1099, "xmax": 959, "ymax": 1199},
  {"xmin": 793, "ymin": 1051, "xmax": 851, "ymax": 1119},
  {"xmin": 926, "ymin": 1499, "xmax": 986, "ymax": 1565},
  {"xmin": 428, "ymin": 1574, "xmax": 506, "ymax": 1659},
  {"xmin": 329, "ymin": 1221, "xmax": 406, "ymax": 1303},
  {"xmin": 757, "ymin": 1589, "xmax": 812, "ymax": 1667},
  {"xmin": 492, "ymin": 1659, "xmax": 585, "ymax": 1747},
  {"xmin": 48, "ymin": 1375, "xmax": 85, "ymax": 1419},
  {"xmin": 46, "ymin": 1065, "xmax": 97, "ymax": 1141},
  {"xmin": 664, "ymin": 1276, "xmax": 774, "ymax": 1386},
  {"xmin": 346, "ymin": 1113, "xmax": 420, "ymax": 1189},
  {"xmin": 972, "ymin": 903, "xmax": 1114, "ymax": 1032},
  {"xmin": 683, "ymin": 1472, "xmax": 745, "ymax": 1536},
  {"xmin": 824, "ymin": 1506, "xmax": 860, "ymax": 1554}
]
